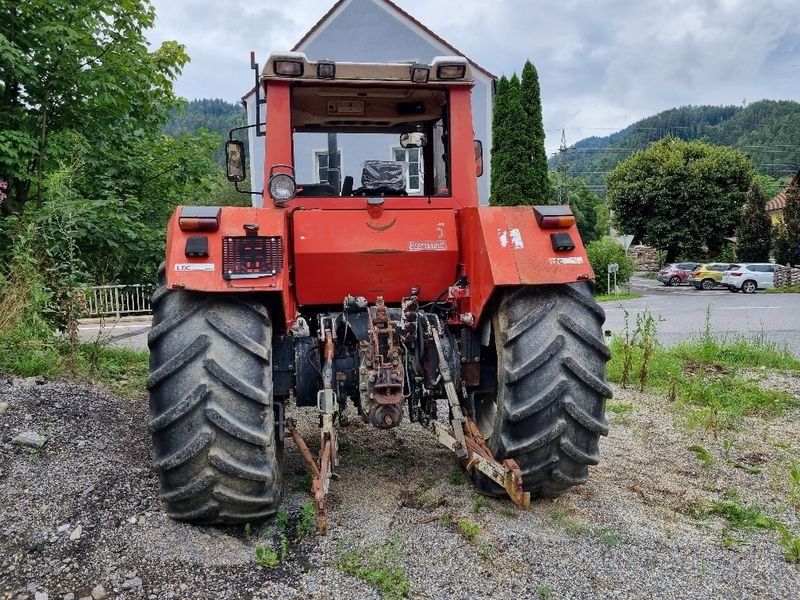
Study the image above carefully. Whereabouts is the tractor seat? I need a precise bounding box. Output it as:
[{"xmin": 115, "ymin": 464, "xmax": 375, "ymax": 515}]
[{"xmin": 353, "ymin": 160, "xmax": 407, "ymax": 196}]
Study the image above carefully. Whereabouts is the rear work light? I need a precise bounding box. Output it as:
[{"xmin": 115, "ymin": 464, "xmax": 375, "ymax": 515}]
[
  {"xmin": 274, "ymin": 59, "xmax": 303, "ymax": 76},
  {"xmin": 317, "ymin": 61, "xmax": 335, "ymax": 79},
  {"xmin": 436, "ymin": 63, "xmax": 466, "ymax": 79},
  {"xmin": 179, "ymin": 206, "xmax": 220, "ymax": 232},
  {"xmin": 410, "ymin": 64, "xmax": 430, "ymax": 83},
  {"xmin": 533, "ymin": 205, "xmax": 576, "ymax": 228}
]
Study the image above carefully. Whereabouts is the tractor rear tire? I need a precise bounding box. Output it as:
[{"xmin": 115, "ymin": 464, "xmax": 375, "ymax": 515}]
[
  {"xmin": 471, "ymin": 283, "xmax": 611, "ymax": 498},
  {"xmin": 147, "ymin": 265, "xmax": 282, "ymax": 523}
]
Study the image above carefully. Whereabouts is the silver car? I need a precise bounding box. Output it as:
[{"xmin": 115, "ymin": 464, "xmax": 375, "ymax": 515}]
[{"xmin": 722, "ymin": 263, "xmax": 776, "ymax": 293}]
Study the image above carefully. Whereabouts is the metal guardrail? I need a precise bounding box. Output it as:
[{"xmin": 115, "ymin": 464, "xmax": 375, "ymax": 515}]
[{"xmin": 85, "ymin": 284, "xmax": 155, "ymax": 317}]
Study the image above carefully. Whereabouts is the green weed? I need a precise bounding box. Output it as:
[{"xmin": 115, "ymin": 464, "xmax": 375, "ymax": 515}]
[
  {"xmin": 255, "ymin": 545, "xmax": 279, "ymax": 567},
  {"xmin": 436, "ymin": 515, "xmax": 454, "ymax": 527},
  {"xmin": 297, "ymin": 501, "xmax": 317, "ymax": 537},
  {"xmin": 276, "ymin": 509, "xmax": 289, "ymax": 532},
  {"xmin": 472, "ymin": 496, "xmax": 487, "ymax": 514},
  {"xmin": 596, "ymin": 528, "xmax": 622, "ymax": 547},
  {"xmin": 688, "ymin": 444, "xmax": 714, "ymax": 468},
  {"xmin": 537, "ymin": 586, "xmax": 553, "ymax": 599},
  {"xmin": 458, "ymin": 520, "xmax": 480, "ymax": 544},
  {"xmin": 606, "ymin": 401, "xmax": 633, "ymax": 415},
  {"xmin": 779, "ymin": 533, "xmax": 800, "ymax": 563},
  {"xmin": 447, "ymin": 467, "xmax": 467, "ymax": 485},
  {"xmin": 478, "ymin": 542, "xmax": 495, "ymax": 560},
  {"xmin": 789, "ymin": 461, "xmax": 800, "ymax": 508},
  {"xmin": 243, "ymin": 522, "xmax": 252, "ymax": 537},
  {"xmin": 336, "ymin": 538, "xmax": 410, "ymax": 600}
]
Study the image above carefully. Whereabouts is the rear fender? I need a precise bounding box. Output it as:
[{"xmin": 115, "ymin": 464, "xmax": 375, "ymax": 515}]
[
  {"xmin": 164, "ymin": 205, "xmax": 296, "ymax": 326},
  {"xmin": 459, "ymin": 206, "xmax": 594, "ymax": 325}
]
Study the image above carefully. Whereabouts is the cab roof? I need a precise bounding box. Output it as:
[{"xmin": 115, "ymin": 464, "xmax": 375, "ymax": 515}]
[{"xmin": 261, "ymin": 51, "xmax": 474, "ymax": 86}]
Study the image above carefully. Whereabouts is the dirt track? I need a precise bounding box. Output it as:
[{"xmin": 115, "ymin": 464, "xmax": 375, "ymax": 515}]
[{"xmin": 1, "ymin": 375, "xmax": 799, "ymax": 599}]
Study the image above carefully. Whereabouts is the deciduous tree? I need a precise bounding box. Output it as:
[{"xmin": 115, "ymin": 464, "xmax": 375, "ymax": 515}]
[{"xmin": 606, "ymin": 137, "xmax": 753, "ymax": 262}]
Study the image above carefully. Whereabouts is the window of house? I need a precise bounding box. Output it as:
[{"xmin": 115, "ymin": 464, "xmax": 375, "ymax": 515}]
[
  {"xmin": 392, "ymin": 147, "xmax": 422, "ymax": 193},
  {"xmin": 315, "ymin": 150, "xmax": 341, "ymax": 184}
]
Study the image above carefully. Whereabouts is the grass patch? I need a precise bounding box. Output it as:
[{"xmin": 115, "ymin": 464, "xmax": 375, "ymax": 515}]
[
  {"xmin": 608, "ymin": 319, "xmax": 800, "ymax": 432},
  {"xmin": 550, "ymin": 507, "xmax": 623, "ymax": 546},
  {"xmin": 336, "ymin": 538, "xmax": 410, "ymax": 600},
  {"xmin": 764, "ymin": 285, "xmax": 800, "ymax": 294},
  {"xmin": 0, "ymin": 325, "xmax": 149, "ymax": 398},
  {"xmin": 693, "ymin": 493, "xmax": 800, "ymax": 563},
  {"xmin": 594, "ymin": 292, "xmax": 642, "ymax": 302}
]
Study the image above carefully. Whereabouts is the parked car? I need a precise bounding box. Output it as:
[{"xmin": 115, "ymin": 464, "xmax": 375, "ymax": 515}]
[
  {"xmin": 690, "ymin": 263, "xmax": 735, "ymax": 290},
  {"xmin": 657, "ymin": 262, "xmax": 700, "ymax": 286},
  {"xmin": 722, "ymin": 263, "xmax": 776, "ymax": 293}
]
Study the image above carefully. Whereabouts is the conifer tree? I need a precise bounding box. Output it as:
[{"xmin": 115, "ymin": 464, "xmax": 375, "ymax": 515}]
[
  {"xmin": 736, "ymin": 181, "xmax": 772, "ymax": 261},
  {"xmin": 774, "ymin": 173, "xmax": 800, "ymax": 265},
  {"xmin": 520, "ymin": 60, "xmax": 552, "ymax": 203},
  {"xmin": 489, "ymin": 75, "xmax": 530, "ymax": 205}
]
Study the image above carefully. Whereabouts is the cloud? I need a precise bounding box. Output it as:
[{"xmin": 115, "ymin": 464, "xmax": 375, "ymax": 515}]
[{"xmin": 147, "ymin": 0, "xmax": 800, "ymax": 151}]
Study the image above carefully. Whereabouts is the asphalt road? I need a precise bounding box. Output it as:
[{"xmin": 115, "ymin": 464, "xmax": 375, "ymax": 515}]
[
  {"xmin": 603, "ymin": 277, "xmax": 800, "ymax": 356},
  {"xmin": 79, "ymin": 278, "xmax": 800, "ymax": 356}
]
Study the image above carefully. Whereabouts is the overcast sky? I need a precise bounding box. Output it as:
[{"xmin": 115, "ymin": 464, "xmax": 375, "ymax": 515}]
[{"xmin": 147, "ymin": 0, "xmax": 800, "ymax": 154}]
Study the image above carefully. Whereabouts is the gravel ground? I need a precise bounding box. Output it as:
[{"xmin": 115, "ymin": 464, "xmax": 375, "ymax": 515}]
[{"xmin": 1, "ymin": 374, "xmax": 799, "ymax": 600}]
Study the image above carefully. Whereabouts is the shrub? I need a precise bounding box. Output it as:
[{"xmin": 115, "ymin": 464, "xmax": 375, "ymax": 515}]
[{"xmin": 586, "ymin": 236, "xmax": 635, "ymax": 294}]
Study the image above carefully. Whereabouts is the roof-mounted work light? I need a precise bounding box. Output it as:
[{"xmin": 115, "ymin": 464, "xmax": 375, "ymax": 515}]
[
  {"xmin": 274, "ymin": 59, "xmax": 304, "ymax": 77},
  {"xmin": 436, "ymin": 63, "xmax": 466, "ymax": 79},
  {"xmin": 410, "ymin": 64, "xmax": 430, "ymax": 83},
  {"xmin": 317, "ymin": 61, "xmax": 336, "ymax": 79}
]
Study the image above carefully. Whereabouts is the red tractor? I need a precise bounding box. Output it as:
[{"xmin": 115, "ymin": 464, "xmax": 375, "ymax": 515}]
[{"xmin": 147, "ymin": 52, "xmax": 611, "ymax": 533}]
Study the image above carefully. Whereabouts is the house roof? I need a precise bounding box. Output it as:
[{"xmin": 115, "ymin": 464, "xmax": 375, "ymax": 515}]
[
  {"xmin": 767, "ymin": 169, "xmax": 800, "ymax": 213},
  {"xmin": 291, "ymin": 0, "xmax": 497, "ymax": 80}
]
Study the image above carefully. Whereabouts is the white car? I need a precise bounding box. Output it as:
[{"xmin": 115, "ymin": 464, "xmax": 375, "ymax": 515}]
[{"xmin": 722, "ymin": 263, "xmax": 776, "ymax": 293}]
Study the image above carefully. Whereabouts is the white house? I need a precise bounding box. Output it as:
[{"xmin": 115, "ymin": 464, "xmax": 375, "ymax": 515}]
[{"xmin": 242, "ymin": 0, "xmax": 495, "ymax": 204}]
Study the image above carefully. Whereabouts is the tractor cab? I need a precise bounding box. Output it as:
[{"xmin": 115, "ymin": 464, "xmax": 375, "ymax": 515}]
[{"xmin": 226, "ymin": 52, "xmax": 482, "ymax": 209}]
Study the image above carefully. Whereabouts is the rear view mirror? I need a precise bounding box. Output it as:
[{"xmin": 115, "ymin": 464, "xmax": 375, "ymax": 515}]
[
  {"xmin": 225, "ymin": 140, "xmax": 246, "ymax": 182},
  {"xmin": 400, "ymin": 132, "xmax": 427, "ymax": 148},
  {"xmin": 474, "ymin": 140, "xmax": 484, "ymax": 177}
]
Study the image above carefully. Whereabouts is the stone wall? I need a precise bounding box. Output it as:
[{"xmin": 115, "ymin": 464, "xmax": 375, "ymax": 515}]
[
  {"xmin": 774, "ymin": 265, "xmax": 800, "ymax": 287},
  {"xmin": 628, "ymin": 245, "xmax": 660, "ymax": 271}
]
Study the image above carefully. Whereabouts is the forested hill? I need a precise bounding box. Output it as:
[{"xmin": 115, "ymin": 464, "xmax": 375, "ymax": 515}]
[
  {"xmin": 163, "ymin": 99, "xmax": 246, "ymax": 166},
  {"xmin": 553, "ymin": 100, "xmax": 800, "ymax": 192}
]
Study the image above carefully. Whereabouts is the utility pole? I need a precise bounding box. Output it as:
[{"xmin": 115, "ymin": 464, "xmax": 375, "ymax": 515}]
[{"xmin": 557, "ymin": 129, "xmax": 569, "ymax": 205}]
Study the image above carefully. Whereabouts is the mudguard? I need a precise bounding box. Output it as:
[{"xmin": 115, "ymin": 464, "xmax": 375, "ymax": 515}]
[
  {"xmin": 459, "ymin": 206, "xmax": 594, "ymax": 325},
  {"xmin": 164, "ymin": 205, "xmax": 296, "ymax": 322}
]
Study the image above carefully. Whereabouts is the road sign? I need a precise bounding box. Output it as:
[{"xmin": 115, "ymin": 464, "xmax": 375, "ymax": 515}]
[{"xmin": 608, "ymin": 263, "xmax": 619, "ymax": 273}]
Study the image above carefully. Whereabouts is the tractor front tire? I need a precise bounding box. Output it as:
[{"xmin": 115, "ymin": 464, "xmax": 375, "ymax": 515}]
[
  {"xmin": 147, "ymin": 267, "xmax": 282, "ymax": 523},
  {"xmin": 471, "ymin": 283, "xmax": 611, "ymax": 498}
]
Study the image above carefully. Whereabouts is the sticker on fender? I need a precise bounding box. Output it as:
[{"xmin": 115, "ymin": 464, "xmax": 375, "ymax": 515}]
[
  {"xmin": 175, "ymin": 263, "xmax": 215, "ymax": 272},
  {"xmin": 549, "ymin": 257, "xmax": 584, "ymax": 265}
]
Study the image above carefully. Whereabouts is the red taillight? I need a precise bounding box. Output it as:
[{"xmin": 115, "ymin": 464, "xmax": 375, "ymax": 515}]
[
  {"xmin": 179, "ymin": 217, "xmax": 219, "ymax": 231},
  {"xmin": 693, "ymin": 271, "xmax": 701, "ymax": 276},
  {"xmin": 534, "ymin": 205, "xmax": 576, "ymax": 228},
  {"xmin": 540, "ymin": 215, "xmax": 576, "ymax": 228},
  {"xmin": 731, "ymin": 272, "xmax": 742, "ymax": 277},
  {"xmin": 178, "ymin": 206, "xmax": 220, "ymax": 232}
]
